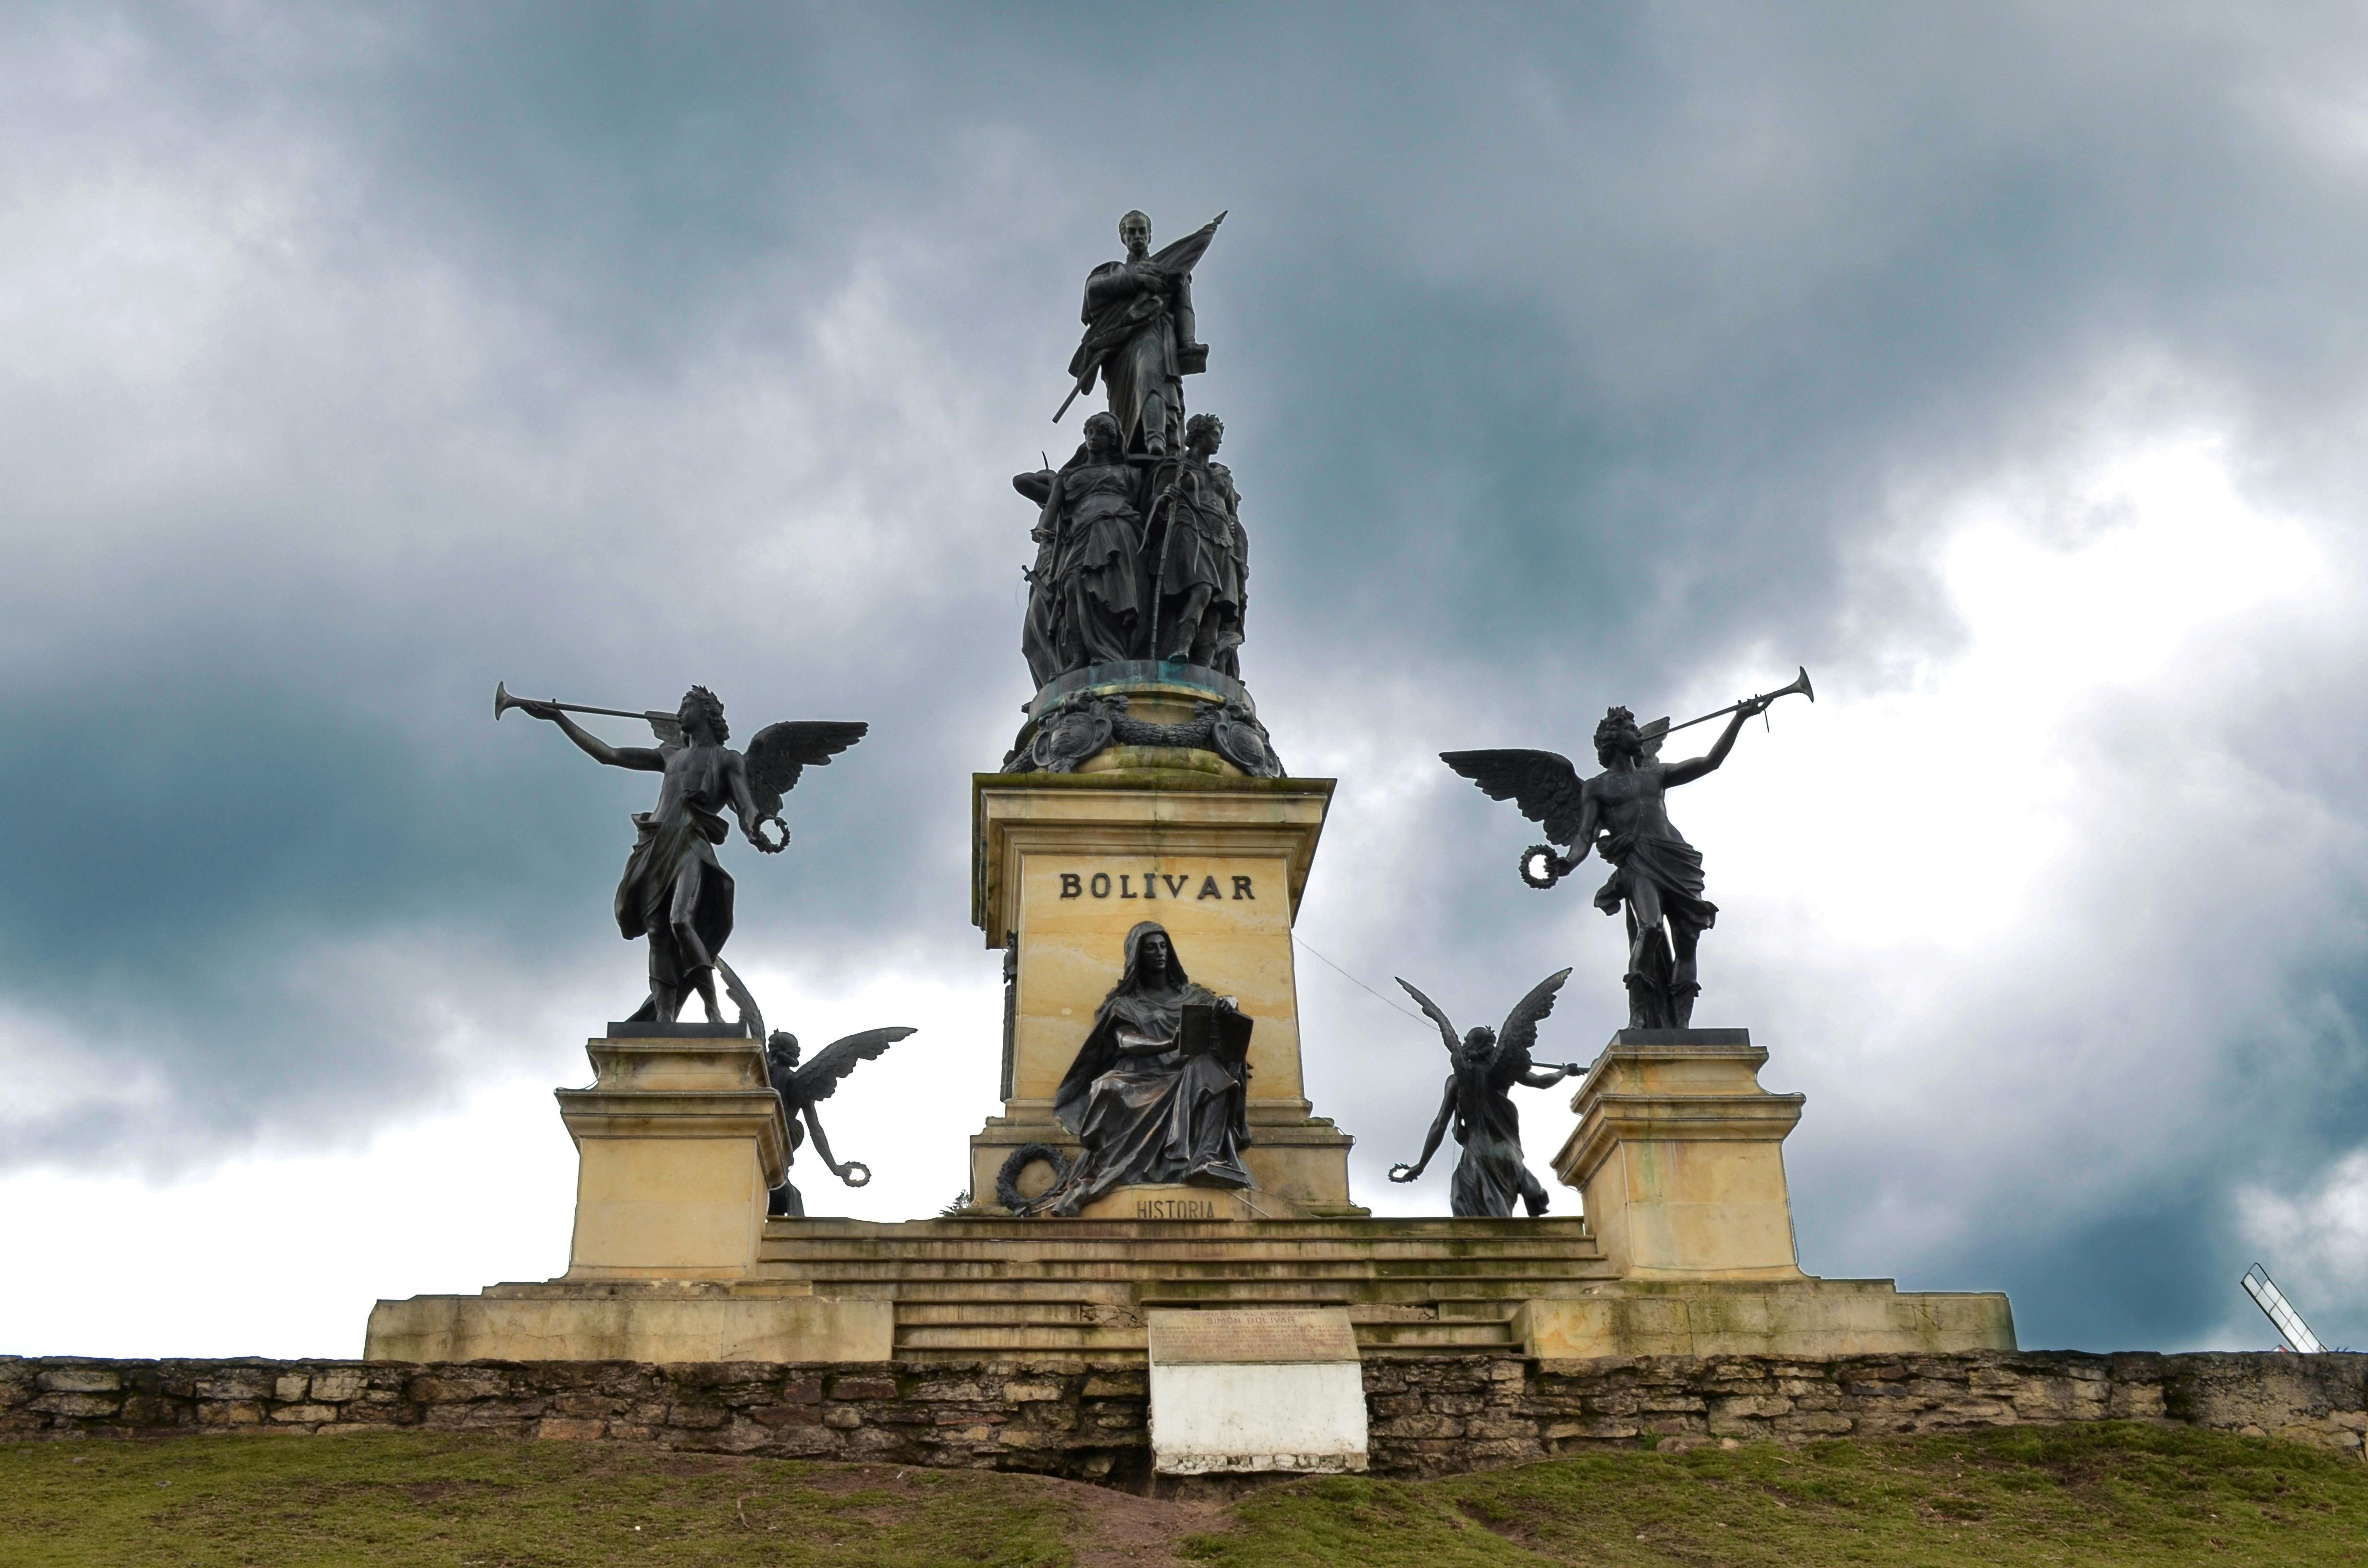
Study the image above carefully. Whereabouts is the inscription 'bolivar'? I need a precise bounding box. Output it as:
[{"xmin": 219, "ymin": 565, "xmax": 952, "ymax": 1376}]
[{"xmin": 1059, "ymin": 871, "xmax": 1256, "ymax": 901}]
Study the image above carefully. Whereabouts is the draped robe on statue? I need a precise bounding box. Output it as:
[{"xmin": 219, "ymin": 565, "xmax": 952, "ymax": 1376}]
[
  {"xmin": 1024, "ymin": 921, "xmax": 1254, "ymax": 1216},
  {"xmin": 614, "ymin": 747, "xmax": 737, "ymax": 1003}
]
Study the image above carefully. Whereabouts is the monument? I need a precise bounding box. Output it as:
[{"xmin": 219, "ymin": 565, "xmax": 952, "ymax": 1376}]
[{"xmin": 366, "ymin": 216, "xmax": 2012, "ymax": 1455}]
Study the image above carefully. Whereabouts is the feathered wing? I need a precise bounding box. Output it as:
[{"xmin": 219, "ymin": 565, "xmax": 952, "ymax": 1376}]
[
  {"xmin": 745, "ymin": 721, "xmax": 870, "ymax": 821},
  {"xmin": 1439, "ymin": 749, "xmax": 1586, "ymax": 846},
  {"xmin": 1394, "ymin": 978, "xmax": 1464, "ymax": 1058},
  {"xmin": 1491, "ymin": 967, "xmax": 1572, "ymax": 1081},
  {"xmin": 791, "ymin": 1026, "xmax": 915, "ymax": 1105}
]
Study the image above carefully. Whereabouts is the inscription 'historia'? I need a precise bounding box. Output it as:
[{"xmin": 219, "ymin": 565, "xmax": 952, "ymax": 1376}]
[{"xmin": 1057, "ymin": 870, "xmax": 1257, "ymax": 902}]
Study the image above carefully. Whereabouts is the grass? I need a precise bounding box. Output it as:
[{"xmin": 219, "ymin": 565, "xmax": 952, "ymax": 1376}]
[
  {"xmin": 1187, "ymin": 1424, "xmax": 2368, "ymax": 1567},
  {"xmin": 0, "ymin": 1434, "xmax": 1079, "ymax": 1567},
  {"xmin": 1, "ymin": 1422, "xmax": 2363, "ymax": 1566}
]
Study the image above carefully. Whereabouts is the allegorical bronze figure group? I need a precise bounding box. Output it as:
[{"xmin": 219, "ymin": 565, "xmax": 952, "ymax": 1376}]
[
  {"xmin": 492, "ymin": 209, "xmax": 1813, "ymax": 1223},
  {"xmin": 1019, "ymin": 213, "xmax": 1248, "ymax": 689}
]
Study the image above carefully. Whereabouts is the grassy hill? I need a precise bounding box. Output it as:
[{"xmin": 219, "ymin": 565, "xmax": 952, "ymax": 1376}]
[{"xmin": 3, "ymin": 1421, "xmax": 2363, "ymax": 1566}]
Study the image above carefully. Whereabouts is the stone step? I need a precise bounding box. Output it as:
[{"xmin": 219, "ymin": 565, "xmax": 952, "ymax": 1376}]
[
  {"xmin": 758, "ymin": 1245, "xmax": 1604, "ymax": 1271},
  {"xmin": 1356, "ymin": 1320, "xmax": 1521, "ymax": 1349},
  {"xmin": 753, "ymin": 1257, "xmax": 1612, "ymax": 1285},
  {"xmin": 888, "ymin": 1298, "xmax": 1521, "ymax": 1327},
  {"xmin": 1135, "ymin": 1276, "xmax": 1597, "ymax": 1302},
  {"xmin": 893, "ymin": 1323, "xmax": 1150, "ymax": 1353},
  {"xmin": 772, "ymin": 1218, "xmax": 1594, "ymax": 1243}
]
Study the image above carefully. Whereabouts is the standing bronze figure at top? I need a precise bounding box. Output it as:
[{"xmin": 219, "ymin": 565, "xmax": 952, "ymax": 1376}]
[
  {"xmin": 494, "ymin": 682, "xmax": 867, "ymax": 1028},
  {"xmin": 1443, "ymin": 670, "xmax": 1811, "ymax": 1029},
  {"xmin": 1056, "ymin": 210, "xmax": 1225, "ymax": 457}
]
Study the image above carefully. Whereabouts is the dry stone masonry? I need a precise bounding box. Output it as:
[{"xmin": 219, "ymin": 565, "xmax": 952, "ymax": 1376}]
[{"xmin": 6, "ymin": 1350, "xmax": 2360, "ymax": 1486}]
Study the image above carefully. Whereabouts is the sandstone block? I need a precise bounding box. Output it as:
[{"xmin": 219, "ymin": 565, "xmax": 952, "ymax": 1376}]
[{"xmin": 37, "ymin": 1367, "xmax": 121, "ymax": 1395}]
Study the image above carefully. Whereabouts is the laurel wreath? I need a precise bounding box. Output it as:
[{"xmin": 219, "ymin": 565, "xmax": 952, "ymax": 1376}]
[
  {"xmin": 837, "ymin": 1161, "xmax": 872, "ymax": 1189},
  {"xmin": 1519, "ymin": 844, "xmax": 1566, "ymax": 890},
  {"xmin": 995, "ymin": 1143, "xmax": 1073, "ymax": 1213},
  {"xmin": 750, "ymin": 815, "xmax": 790, "ymax": 854}
]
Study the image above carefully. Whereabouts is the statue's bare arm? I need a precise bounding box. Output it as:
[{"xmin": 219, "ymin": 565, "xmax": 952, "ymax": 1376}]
[
  {"xmin": 1392, "ymin": 1078, "xmax": 1457, "ymax": 1181},
  {"xmin": 1567, "ymin": 785, "xmax": 1603, "ymax": 863},
  {"xmin": 1662, "ymin": 703, "xmax": 1759, "ymax": 789},
  {"xmin": 519, "ymin": 704, "xmax": 665, "ymax": 772},
  {"xmin": 802, "ymin": 1105, "xmax": 844, "ymax": 1176},
  {"xmin": 1519, "ymin": 1064, "xmax": 1579, "ymax": 1090},
  {"xmin": 722, "ymin": 751, "xmax": 764, "ymax": 840}
]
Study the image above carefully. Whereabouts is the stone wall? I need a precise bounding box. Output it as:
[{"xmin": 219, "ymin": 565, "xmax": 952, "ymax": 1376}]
[
  {"xmin": 1366, "ymin": 1351, "xmax": 2368, "ymax": 1477},
  {"xmin": 5, "ymin": 1352, "xmax": 2361, "ymax": 1486}
]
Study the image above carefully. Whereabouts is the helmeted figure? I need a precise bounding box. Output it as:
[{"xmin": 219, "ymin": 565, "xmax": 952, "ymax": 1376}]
[
  {"xmin": 1022, "ymin": 921, "xmax": 1254, "ymax": 1216},
  {"xmin": 1065, "ymin": 211, "xmax": 1223, "ymax": 457},
  {"xmin": 1387, "ymin": 970, "xmax": 1580, "ymax": 1217}
]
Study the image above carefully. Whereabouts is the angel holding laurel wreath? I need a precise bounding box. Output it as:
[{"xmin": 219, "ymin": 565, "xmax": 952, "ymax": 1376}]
[
  {"xmin": 505, "ymin": 685, "xmax": 866, "ymax": 1026},
  {"xmin": 1387, "ymin": 969, "xmax": 1582, "ymax": 1218}
]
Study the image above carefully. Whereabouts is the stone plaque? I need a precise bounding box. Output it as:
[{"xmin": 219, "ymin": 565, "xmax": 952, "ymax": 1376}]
[{"xmin": 1147, "ymin": 1307, "xmax": 1359, "ymax": 1366}]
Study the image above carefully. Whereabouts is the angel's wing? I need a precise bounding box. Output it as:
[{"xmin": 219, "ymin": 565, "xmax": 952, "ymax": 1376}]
[
  {"xmin": 1439, "ymin": 749, "xmax": 1586, "ymax": 846},
  {"xmin": 1493, "ymin": 968, "xmax": 1572, "ymax": 1078},
  {"xmin": 791, "ymin": 1026, "xmax": 915, "ymax": 1105},
  {"xmin": 745, "ymin": 721, "xmax": 869, "ymax": 820},
  {"xmin": 1394, "ymin": 978, "xmax": 1464, "ymax": 1058},
  {"xmin": 642, "ymin": 710, "xmax": 685, "ymax": 747},
  {"xmin": 1637, "ymin": 718, "xmax": 1670, "ymax": 762}
]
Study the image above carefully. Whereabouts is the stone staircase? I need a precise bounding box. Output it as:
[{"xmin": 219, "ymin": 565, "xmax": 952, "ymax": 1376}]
[{"xmin": 754, "ymin": 1216, "xmax": 1615, "ymax": 1362}]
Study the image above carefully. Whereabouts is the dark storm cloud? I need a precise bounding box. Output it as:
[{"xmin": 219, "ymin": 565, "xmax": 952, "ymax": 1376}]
[{"xmin": 6, "ymin": 2, "xmax": 2368, "ymax": 1348}]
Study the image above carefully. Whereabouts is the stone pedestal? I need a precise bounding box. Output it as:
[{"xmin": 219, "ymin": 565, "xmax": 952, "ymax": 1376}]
[
  {"xmin": 969, "ymin": 767, "xmax": 1360, "ymax": 1215},
  {"xmin": 556, "ymin": 1024, "xmax": 789, "ymax": 1281},
  {"xmin": 366, "ymin": 1023, "xmax": 890, "ymax": 1363},
  {"xmin": 1531, "ymin": 1028, "xmax": 2015, "ymax": 1359},
  {"xmin": 1553, "ymin": 1029, "xmax": 1805, "ymax": 1282}
]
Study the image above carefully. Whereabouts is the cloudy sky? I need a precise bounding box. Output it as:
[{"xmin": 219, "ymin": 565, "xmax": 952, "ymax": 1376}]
[{"xmin": 6, "ymin": 1, "xmax": 2368, "ymax": 1358}]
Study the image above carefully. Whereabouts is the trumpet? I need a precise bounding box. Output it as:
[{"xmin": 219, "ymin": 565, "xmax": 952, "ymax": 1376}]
[
  {"xmin": 493, "ymin": 681, "xmax": 673, "ymax": 730},
  {"xmin": 1657, "ymin": 665, "xmax": 1814, "ymax": 740}
]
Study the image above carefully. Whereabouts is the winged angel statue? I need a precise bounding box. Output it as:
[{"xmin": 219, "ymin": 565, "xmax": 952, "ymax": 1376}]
[
  {"xmin": 765, "ymin": 1025, "xmax": 916, "ymax": 1217},
  {"xmin": 499, "ymin": 683, "xmax": 866, "ymax": 1026},
  {"xmin": 1387, "ymin": 969, "xmax": 1581, "ymax": 1218}
]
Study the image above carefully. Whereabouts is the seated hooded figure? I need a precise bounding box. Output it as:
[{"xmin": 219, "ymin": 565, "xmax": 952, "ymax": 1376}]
[{"xmin": 1023, "ymin": 920, "xmax": 1255, "ymax": 1216}]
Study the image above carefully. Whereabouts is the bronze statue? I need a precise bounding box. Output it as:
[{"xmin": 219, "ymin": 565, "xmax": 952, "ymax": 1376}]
[
  {"xmin": 1057, "ymin": 210, "xmax": 1224, "ymax": 456},
  {"xmin": 1020, "ymin": 921, "xmax": 1254, "ymax": 1216},
  {"xmin": 495, "ymin": 683, "xmax": 867, "ymax": 1026},
  {"xmin": 1146, "ymin": 413, "xmax": 1246, "ymax": 669},
  {"xmin": 1387, "ymin": 970, "xmax": 1579, "ymax": 1217},
  {"xmin": 1443, "ymin": 670, "xmax": 1810, "ymax": 1028},
  {"xmin": 765, "ymin": 1026, "xmax": 915, "ymax": 1218},
  {"xmin": 1016, "ymin": 411, "xmax": 1145, "ymax": 682}
]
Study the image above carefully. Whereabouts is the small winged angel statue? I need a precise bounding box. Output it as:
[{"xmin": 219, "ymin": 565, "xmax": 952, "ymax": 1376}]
[
  {"xmin": 506, "ymin": 685, "xmax": 867, "ymax": 1026},
  {"xmin": 765, "ymin": 1025, "xmax": 916, "ymax": 1217},
  {"xmin": 1387, "ymin": 969, "xmax": 1581, "ymax": 1218}
]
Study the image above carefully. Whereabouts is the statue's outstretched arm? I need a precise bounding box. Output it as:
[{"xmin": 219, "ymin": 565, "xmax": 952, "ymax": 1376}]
[
  {"xmin": 724, "ymin": 750, "xmax": 763, "ymax": 840},
  {"xmin": 520, "ymin": 704, "xmax": 665, "ymax": 772},
  {"xmin": 1663, "ymin": 701, "xmax": 1760, "ymax": 788},
  {"xmin": 803, "ymin": 1106, "xmax": 845, "ymax": 1177},
  {"xmin": 1519, "ymin": 1064, "xmax": 1580, "ymax": 1090},
  {"xmin": 1390, "ymin": 1080, "xmax": 1457, "ymax": 1182}
]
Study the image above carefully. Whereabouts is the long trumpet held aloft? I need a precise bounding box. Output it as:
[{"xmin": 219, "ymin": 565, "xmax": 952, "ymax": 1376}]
[
  {"xmin": 1658, "ymin": 665, "xmax": 1814, "ymax": 739},
  {"xmin": 493, "ymin": 680, "xmax": 675, "ymax": 731}
]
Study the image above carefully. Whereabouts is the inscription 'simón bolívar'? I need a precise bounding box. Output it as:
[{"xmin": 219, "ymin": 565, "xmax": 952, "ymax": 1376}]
[{"xmin": 1058, "ymin": 871, "xmax": 1256, "ymax": 902}]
